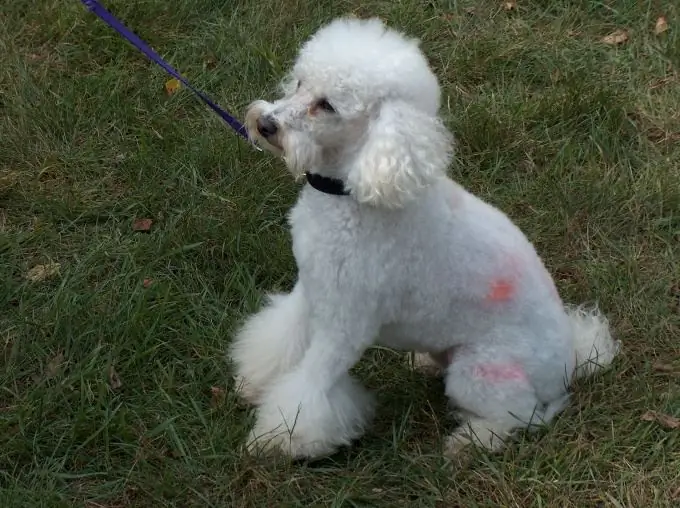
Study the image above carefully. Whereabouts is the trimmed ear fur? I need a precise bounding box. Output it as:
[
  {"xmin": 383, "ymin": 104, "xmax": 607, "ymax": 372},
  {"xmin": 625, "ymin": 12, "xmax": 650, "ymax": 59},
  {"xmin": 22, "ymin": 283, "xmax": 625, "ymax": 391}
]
[{"xmin": 346, "ymin": 100, "xmax": 453, "ymax": 208}]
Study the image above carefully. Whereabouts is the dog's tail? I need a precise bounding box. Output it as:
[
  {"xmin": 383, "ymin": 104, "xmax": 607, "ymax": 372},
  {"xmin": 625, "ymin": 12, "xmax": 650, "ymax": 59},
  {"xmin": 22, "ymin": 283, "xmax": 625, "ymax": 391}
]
[{"xmin": 566, "ymin": 304, "xmax": 620, "ymax": 380}]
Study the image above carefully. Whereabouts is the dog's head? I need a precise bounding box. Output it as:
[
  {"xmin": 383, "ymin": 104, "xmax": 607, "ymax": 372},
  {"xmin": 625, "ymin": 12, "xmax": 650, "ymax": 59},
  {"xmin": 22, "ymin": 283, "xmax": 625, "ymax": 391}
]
[{"xmin": 245, "ymin": 17, "xmax": 454, "ymax": 208}]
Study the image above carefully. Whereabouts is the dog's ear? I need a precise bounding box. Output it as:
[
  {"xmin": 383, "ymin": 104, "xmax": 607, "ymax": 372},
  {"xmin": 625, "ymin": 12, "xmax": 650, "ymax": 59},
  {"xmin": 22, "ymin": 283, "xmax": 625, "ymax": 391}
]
[{"xmin": 346, "ymin": 100, "xmax": 453, "ymax": 208}]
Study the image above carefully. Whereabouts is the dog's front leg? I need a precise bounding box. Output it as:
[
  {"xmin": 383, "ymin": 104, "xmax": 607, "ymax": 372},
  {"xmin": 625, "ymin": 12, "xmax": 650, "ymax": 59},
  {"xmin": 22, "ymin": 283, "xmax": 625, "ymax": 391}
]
[
  {"xmin": 228, "ymin": 282, "xmax": 311, "ymax": 405},
  {"xmin": 247, "ymin": 304, "xmax": 378, "ymax": 460}
]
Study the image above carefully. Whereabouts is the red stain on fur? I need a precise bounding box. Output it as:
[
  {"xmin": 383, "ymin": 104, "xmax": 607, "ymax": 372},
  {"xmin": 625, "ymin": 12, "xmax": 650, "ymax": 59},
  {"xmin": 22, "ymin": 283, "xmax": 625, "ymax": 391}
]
[
  {"xmin": 487, "ymin": 279, "xmax": 515, "ymax": 302},
  {"xmin": 473, "ymin": 362, "xmax": 528, "ymax": 383}
]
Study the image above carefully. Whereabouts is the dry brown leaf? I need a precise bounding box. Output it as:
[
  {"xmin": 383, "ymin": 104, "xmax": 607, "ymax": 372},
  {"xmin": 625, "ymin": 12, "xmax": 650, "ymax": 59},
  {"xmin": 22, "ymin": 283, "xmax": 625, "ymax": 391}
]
[
  {"xmin": 671, "ymin": 486, "xmax": 680, "ymax": 500},
  {"xmin": 602, "ymin": 29, "xmax": 629, "ymax": 45},
  {"xmin": 641, "ymin": 410, "xmax": 680, "ymax": 429},
  {"xmin": 164, "ymin": 78, "xmax": 181, "ymax": 95},
  {"xmin": 654, "ymin": 16, "xmax": 669, "ymax": 35},
  {"xmin": 503, "ymin": 1, "xmax": 517, "ymax": 11},
  {"xmin": 640, "ymin": 410, "xmax": 657, "ymax": 422},
  {"xmin": 46, "ymin": 352, "xmax": 65, "ymax": 379},
  {"xmin": 657, "ymin": 413, "xmax": 680, "ymax": 429},
  {"xmin": 204, "ymin": 55, "xmax": 218, "ymax": 70},
  {"xmin": 653, "ymin": 361, "xmax": 677, "ymax": 373},
  {"xmin": 142, "ymin": 278, "xmax": 153, "ymax": 288},
  {"xmin": 210, "ymin": 386, "xmax": 226, "ymax": 407},
  {"xmin": 132, "ymin": 218, "xmax": 153, "ymax": 232},
  {"xmin": 108, "ymin": 365, "xmax": 122, "ymax": 390},
  {"xmin": 26, "ymin": 262, "xmax": 61, "ymax": 282}
]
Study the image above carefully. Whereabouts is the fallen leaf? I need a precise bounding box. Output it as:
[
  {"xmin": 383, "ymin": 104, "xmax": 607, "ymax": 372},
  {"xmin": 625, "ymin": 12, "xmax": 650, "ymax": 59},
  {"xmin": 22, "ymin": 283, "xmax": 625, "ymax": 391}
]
[
  {"xmin": 441, "ymin": 13, "xmax": 454, "ymax": 21},
  {"xmin": 108, "ymin": 365, "xmax": 122, "ymax": 390},
  {"xmin": 503, "ymin": 1, "xmax": 516, "ymax": 11},
  {"xmin": 641, "ymin": 410, "xmax": 656, "ymax": 422},
  {"xmin": 671, "ymin": 486, "xmax": 680, "ymax": 500},
  {"xmin": 164, "ymin": 78, "xmax": 181, "ymax": 95},
  {"xmin": 653, "ymin": 361, "xmax": 677, "ymax": 373},
  {"xmin": 656, "ymin": 413, "xmax": 680, "ymax": 429},
  {"xmin": 132, "ymin": 218, "xmax": 153, "ymax": 232},
  {"xmin": 602, "ymin": 29, "xmax": 629, "ymax": 45},
  {"xmin": 641, "ymin": 410, "xmax": 680, "ymax": 429},
  {"xmin": 46, "ymin": 352, "xmax": 65, "ymax": 379},
  {"xmin": 143, "ymin": 278, "xmax": 153, "ymax": 288},
  {"xmin": 210, "ymin": 386, "xmax": 226, "ymax": 407},
  {"xmin": 654, "ymin": 16, "xmax": 669, "ymax": 35},
  {"xmin": 25, "ymin": 262, "xmax": 61, "ymax": 282},
  {"xmin": 204, "ymin": 55, "xmax": 218, "ymax": 70}
]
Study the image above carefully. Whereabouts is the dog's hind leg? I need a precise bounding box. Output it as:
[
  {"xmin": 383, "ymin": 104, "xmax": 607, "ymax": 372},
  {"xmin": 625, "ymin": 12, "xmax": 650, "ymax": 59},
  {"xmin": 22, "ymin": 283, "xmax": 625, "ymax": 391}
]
[
  {"xmin": 228, "ymin": 282, "xmax": 310, "ymax": 405},
  {"xmin": 442, "ymin": 344, "xmax": 568, "ymax": 455}
]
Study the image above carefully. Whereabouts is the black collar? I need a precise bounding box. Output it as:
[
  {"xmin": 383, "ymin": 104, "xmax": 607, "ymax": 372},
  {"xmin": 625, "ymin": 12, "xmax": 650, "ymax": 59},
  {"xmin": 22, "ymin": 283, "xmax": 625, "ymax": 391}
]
[{"xmin": 305, "ymin": 172, "xmax": 350, "ymax": 196}]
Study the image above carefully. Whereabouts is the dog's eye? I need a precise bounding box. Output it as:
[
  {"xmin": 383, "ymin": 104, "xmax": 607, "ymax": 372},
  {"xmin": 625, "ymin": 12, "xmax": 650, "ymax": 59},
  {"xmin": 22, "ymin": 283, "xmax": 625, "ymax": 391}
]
[{"xmin": 316, "ymin": 98, "xmax": 335, "ymax": 113}]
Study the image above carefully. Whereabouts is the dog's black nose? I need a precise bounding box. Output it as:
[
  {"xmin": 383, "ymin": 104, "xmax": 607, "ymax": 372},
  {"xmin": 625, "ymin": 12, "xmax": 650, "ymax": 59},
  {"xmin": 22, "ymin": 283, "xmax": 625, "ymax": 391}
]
[{"xmin": 256, "ymin": 116, "xmax": 278, "ymax": 138}]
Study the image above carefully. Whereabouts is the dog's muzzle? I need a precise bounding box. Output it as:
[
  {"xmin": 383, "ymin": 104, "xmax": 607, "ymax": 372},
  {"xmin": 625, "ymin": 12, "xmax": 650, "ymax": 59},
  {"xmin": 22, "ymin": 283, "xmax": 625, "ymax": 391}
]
[{"xmin": 256, "ymin": 115, "xmax": 278, "ymax": 138}]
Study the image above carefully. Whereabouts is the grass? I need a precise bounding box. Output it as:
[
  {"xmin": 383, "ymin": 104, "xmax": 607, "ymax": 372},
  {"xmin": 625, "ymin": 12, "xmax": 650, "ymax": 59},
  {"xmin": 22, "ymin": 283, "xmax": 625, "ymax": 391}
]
[{"xmin": 1, "ymin": 0, "xmax": 679, "ymax": 506}]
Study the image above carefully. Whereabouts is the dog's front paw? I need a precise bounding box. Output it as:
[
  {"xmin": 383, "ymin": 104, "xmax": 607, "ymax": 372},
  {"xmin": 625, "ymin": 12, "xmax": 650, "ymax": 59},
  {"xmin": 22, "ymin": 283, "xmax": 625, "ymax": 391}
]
[
  {"xmin": 246, "ymin": 373, "xmax": 374, "ymax": 460},
  {"xmin": 246, "ymin": 397, "xmax": 341, "ymax": 460},
  {"xmin": 247, "ymin": 417, "xmax": 338, "ymax": 459}
]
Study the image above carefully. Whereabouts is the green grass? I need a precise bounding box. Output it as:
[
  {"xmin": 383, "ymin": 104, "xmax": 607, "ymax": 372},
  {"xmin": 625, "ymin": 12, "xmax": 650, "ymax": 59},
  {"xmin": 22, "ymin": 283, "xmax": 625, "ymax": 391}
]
[{"xmin": 1, "ymin": 0, "xmax": 679, "ymax": 506}]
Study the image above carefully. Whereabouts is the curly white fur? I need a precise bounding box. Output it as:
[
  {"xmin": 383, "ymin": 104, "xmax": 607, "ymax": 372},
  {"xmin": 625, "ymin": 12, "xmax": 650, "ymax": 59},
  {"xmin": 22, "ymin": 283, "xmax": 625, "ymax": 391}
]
[{"xmin": 230, "ymin": 17, "xmax": 621, "ymax": 459}]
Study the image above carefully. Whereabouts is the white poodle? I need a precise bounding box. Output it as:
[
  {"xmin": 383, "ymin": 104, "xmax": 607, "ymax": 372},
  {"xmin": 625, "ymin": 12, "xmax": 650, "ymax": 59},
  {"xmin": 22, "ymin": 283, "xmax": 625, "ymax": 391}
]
[{"xmin": 229, "ymin": 17, "xmax": 620, "ymax": 459}]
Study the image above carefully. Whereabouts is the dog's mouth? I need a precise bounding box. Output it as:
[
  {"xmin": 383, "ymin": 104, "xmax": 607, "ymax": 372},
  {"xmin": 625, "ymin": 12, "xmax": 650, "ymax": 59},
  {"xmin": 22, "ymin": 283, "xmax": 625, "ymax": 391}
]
[
  {"xmin": 261, "ymin": 136, "xmax": 284, "ymax": 152},
  {"xmin": 252, "ymin": 135, "xmax": 284, "ymax": 157}
]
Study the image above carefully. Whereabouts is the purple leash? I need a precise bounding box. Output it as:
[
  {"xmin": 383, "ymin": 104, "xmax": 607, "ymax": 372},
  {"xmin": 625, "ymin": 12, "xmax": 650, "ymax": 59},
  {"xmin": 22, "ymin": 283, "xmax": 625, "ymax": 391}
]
[{"xmin": 80, "ymin": 0, "xmax": 258, "ymax": 147}]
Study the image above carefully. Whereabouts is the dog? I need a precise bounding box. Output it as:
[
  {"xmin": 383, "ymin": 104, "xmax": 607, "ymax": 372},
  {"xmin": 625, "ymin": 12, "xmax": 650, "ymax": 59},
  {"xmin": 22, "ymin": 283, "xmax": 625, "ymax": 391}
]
[{"xmin": 229, "ymin": 17, "xmax": 620, "ymax": 459}]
